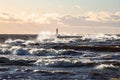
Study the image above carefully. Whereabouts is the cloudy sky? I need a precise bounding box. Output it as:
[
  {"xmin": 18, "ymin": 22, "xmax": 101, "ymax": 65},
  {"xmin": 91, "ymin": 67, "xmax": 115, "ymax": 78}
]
[{"xmin": 0, "ymin": 0, "xmax": 120, "ymax": 34}]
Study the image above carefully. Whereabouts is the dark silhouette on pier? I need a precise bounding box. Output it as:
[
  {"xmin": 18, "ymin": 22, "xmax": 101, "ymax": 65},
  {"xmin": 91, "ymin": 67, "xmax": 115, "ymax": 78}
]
[{"xmin": 56, "ymin": 28, "xmax": 82, "ymax": 38}]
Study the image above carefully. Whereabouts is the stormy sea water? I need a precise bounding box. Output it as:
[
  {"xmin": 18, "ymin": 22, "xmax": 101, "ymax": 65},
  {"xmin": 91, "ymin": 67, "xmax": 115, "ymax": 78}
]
[{"xmin": 0, "ymin": 32, "xmax": 120, "ymax": 80}]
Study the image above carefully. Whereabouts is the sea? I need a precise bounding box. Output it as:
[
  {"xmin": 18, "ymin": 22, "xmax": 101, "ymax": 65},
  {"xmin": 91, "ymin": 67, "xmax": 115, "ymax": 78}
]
[{"xmin": 0, "ymin": 32, "xmax": 120, "ymax": 80}]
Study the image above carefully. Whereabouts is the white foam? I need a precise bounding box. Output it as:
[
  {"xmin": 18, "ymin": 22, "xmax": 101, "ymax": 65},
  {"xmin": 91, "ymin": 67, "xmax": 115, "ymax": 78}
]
[
  {"xmin": 29, "ymin": 48, "xmax": 57, "ymax": 56},
  {"xmin": 95, "ymin": 64, "xmax": 116, "ymax": 69},
  {"xmin": 81, "ymin": 33, "xmax": 120, "ymax": 41},
  {"xmin": 5, "ymin": 39, "xmax": 25, "ymax": 46},
  {"xmin": 35, "ymin": 58, "xmax": 90, "ymax": 67},
  {"xmin": 35, "ymin": 58, "xmax": 72, "ymax": 67},
  {"xmin": 36, "ymin": 32, "xmax": 76, "ymax": 43},
  {"xmin": 37, "ymin": 32, "xmax": 57, "ymax": 42}
]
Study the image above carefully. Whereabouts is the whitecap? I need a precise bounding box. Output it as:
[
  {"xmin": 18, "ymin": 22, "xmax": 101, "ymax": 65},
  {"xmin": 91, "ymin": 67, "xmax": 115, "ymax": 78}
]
[
  {"xmin": 35, "ymin": 58, "xmax": 96, "ymax": 67},
  {"xmin": 1, "ymin": 48, "xmax": 11, "ymax": 54},
  {"xmin": 5, "ymin": 39, "xmax": 25, "ymax": 46},
  {"xmin": 81, "ymin": 33, "xmax": 120, "ymax": 42},
  {"xmin": 29, "ymin": 48, "xmax": 56, "ymax": 56},
  {"xmin": 95, "ymin": 64, "xmax": 116, "ymax": 70}
]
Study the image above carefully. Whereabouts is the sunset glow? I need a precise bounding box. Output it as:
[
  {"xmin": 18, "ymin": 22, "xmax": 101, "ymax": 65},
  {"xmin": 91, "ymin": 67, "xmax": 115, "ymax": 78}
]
[{"xmin": 0, "ymin": 0, "xmax": 120, "ymax": 34}]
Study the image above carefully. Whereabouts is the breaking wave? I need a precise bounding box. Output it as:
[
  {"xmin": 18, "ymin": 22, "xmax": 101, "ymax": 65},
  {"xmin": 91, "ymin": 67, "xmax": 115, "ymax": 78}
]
[
  {"xmin": 0, "ymin": 32, "xmax": 120, "ymax": 56},
  {"xmin": 35, "ymin": 58, "xmax": 96, "ymax": 67},
  {"xmin": 0, "ymin": 32, "xmax": 120, "ymax": 80},
  {"xmin": 81, "ymin": 33, "xmax": 120, "ymax": 42},
  {"xmin": 95, "ymin": 64, "xmax": 117, "ymax": 70}
]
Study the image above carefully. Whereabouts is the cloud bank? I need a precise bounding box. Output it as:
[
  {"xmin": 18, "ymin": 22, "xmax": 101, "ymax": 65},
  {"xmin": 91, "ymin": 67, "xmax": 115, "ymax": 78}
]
[{"xmin": 0, "ymin": 11, "xmax": 120, "ymax": 27}]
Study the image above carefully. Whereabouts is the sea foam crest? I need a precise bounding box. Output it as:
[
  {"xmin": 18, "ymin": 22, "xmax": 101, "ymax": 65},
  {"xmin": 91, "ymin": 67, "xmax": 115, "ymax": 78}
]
[
  {"xmin": 5, "ymin": 39, "xmax": 25, "ymax": 46},
  {"xmin": 35, "ymin": 58, "xmax": 79, "ymax": 67},
  {"xmin": 81, "ymin": 33, "xmax": 120, "ymax": 41},
  {"xmin": 35, "ymin": 58, "xmax": 94, "ymax": 67},
  {"xmin": 95, "ymin": 64, "xmax": 116, "ymax": 70}
]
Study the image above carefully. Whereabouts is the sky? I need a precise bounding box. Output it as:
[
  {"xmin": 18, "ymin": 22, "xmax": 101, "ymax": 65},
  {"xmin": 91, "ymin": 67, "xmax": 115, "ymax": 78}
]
[{"xmin": 0, "ymin": 0, "xmax": 120, "ymax": 34}]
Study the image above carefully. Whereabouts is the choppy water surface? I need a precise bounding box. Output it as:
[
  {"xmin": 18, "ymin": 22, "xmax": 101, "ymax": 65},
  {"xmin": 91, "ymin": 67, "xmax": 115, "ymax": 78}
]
[{"xmin": 0, "ymin": 33, "xmax": 120, "ymax": 80}]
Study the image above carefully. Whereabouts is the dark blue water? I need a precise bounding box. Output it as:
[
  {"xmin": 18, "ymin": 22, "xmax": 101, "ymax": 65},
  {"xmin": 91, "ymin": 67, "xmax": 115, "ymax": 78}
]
[{"xmin": 0, "ymin": 33, "xmax": 120, "ymax": 80}]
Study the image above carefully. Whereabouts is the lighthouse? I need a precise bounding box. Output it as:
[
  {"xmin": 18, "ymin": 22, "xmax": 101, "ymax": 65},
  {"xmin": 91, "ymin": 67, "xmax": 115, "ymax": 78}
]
[{"xmin": 56, "ymin": 28, "xmax": 58, "ymax": 35}]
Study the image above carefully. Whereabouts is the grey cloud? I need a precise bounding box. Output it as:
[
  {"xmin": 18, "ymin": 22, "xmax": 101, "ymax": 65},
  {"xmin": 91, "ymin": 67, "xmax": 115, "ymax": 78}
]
[
  {"xmin": 0, "ymin": 11, "xmax": 120, "ymax": 27},
  {"xmin": 0, "ymin": 12, "xmax": 23, "ymax": 23},
  {"xmin": 59, "ymin": 14, "xmax": 120, "ymax": 27}
]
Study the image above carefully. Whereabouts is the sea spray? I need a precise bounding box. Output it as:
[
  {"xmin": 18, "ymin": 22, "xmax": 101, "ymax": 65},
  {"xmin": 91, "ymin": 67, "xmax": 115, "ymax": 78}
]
[
  {"xmin": 36, "ymin": 32, "xmax": 76, "ymax": 43},
  {"xmin": 37, "ymin": 32, "xmax": 57, "ymax": 42}
]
